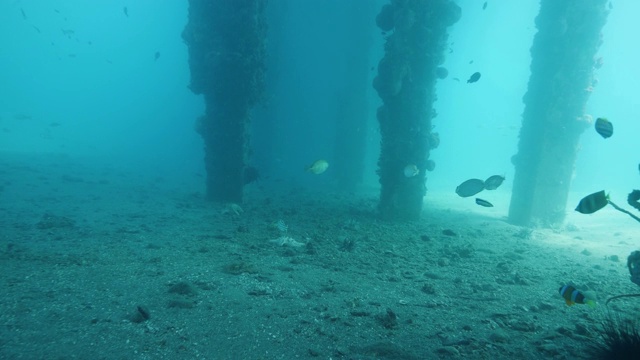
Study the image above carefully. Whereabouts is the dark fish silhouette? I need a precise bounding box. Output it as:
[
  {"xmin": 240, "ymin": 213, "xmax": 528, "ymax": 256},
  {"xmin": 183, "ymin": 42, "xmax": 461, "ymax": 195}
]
[
  {"xmin": 595, "ymin": 117, "xmax": 613, "ymax": 138},
  {"xmin": 467, "ymin": 72, "xmax": 481, "ymax": 83},
  {"xmin": 483, "ymin": 2, "xmax": 487, "ymax": 10},
  {"xmin": 484, "ymin": 175, "xmax": 505, "ymax": 190},
  {"xmin": 475, "ymin": 198, "xmax": 493, "ymax": 207},
  {"xmin": 123, "ymin": 6, "xmax": 129, "ymax": 17},
  {"xmin": 154, "ymin": 51, "xmax": 161, "ymax": 61},
  {"xmin": 575, "ymin": 190, "xmax": 608, "ymax": 214},
  {"xmin": 20, "ymin": 8, "xmax": 27, "ymax": 20},
  {"xmin": 455, "ymin": 178, "xmax": 485, "ymax": 197}
]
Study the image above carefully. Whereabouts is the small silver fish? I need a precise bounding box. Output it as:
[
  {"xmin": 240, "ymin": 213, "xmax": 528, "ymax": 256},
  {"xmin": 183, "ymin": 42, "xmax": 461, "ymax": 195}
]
[
  {"xmin": 403, "ymin": 164, "xmax": 419, "ymax": 178},
  {"xmin": 306, "ymin": 159, "xmax": 329, "ymax": 175}
]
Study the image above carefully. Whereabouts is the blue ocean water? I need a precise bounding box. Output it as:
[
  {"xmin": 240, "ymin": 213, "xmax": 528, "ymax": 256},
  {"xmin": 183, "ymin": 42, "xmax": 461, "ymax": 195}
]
[{"xmin": 1, "ymin": 1, "xmax": 639, "ymax": 359}]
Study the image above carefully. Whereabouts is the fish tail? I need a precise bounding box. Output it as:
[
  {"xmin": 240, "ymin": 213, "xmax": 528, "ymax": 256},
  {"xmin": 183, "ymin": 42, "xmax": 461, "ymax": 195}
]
[{"xmin": 586, "ymin": 299, "xmax": 597, "ymax": 308}]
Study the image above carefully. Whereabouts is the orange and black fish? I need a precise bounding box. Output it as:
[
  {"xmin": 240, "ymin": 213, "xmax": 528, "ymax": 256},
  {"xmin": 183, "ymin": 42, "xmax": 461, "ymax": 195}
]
[{"xmin": 559, "ymin": 284, "xmax": 596, "ymax": 307}]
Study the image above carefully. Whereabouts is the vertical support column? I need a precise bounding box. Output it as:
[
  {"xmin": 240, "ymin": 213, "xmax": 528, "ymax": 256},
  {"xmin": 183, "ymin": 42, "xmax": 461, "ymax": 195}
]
[
  {"xmin": 509, "ymin": 0, "xmax": 609, "ymax": 226},
  {"xmin": 373, "ymin": 0, "xmax": 460, "ymax": 220},
  {"xmin": 183, "ymin": 0, "xmax": 267, "ymax": 203},
  {"xmin": 334, "ymin": 1, "xmax": 377, "ymax": 193}
]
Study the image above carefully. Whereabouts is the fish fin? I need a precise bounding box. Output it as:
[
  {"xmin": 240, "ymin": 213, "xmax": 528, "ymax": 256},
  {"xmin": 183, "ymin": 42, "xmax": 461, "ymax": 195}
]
[
  {"xmin": 585, "ymin": 300, "xmax": 597, "ymax": 308},
  {"xmin": 565, "ymin": 299, "xmax": 573, "ymax": 306}
]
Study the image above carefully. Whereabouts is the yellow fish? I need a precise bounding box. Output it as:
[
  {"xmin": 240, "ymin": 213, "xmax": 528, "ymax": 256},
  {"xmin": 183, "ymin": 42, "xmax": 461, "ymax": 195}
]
[{"xmin": 306, "ymin": 159, "xmax": 329, "ymax": 174}]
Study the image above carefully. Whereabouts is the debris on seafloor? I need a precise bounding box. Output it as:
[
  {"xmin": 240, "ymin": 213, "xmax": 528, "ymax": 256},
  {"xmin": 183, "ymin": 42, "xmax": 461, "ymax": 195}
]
[
  {"xmin": 269, "ymin": 236, "xmax": 305, "ymax": 247},
  {"xmin": 222, "ymin": 203, "xmax": 243, "ymax": 216}
]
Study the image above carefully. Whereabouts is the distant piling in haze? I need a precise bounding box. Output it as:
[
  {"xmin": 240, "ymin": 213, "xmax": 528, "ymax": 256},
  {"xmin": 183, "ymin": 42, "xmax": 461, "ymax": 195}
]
[
  {"xmin": 183, "ymin": 0, "xmax": 267, "ymax": 203},
  {"xmin": 373, "ymin": 0, "xmax": 460, "ymax": 220},
  {"xmin": 509, "ymin": 0, "xmax": 609, "ymax": 227},
  {"xmin": 333, "ymin": 1, "xmax": 377, "ymax": 194}
]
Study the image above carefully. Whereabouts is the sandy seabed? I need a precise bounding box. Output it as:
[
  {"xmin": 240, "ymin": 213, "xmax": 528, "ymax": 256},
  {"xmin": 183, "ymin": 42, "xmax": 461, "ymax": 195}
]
[{"xmin": 1, "ymin": 153, "xmax": 638, "ymax": 360}]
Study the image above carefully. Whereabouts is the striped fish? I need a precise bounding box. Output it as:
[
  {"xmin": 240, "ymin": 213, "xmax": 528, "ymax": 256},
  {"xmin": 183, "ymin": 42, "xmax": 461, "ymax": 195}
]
[
  {"xmin": 595, "ymin": 117, "xmax": 613, "ymax": 138},
  {"xmin": 575, "ymin": 190, "xmax": 608, "ymax": 214},
  {"xmin": 559, "ymin": 284, "xmax": 596, "ymax": 307}
]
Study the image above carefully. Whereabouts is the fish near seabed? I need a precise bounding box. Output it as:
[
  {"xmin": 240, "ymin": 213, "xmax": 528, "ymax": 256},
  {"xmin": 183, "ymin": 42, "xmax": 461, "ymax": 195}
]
[
  {"xmin": 559, "ymin": 284, "xmax": 596, "ymax": 307},
  {"xmin": 484, "ymin": 175, "xmax": 505, "ymax": 190},
  {"xmin": 455, "ymin": 178, "xmax": 485, "ymax": 197},
  {"xmin": 306, "ymin": 160, "xmax": 329, "ymax": 175},
  {"xmin": 575, "ymin": 190, "xmax": 609, "ymax": 214}
]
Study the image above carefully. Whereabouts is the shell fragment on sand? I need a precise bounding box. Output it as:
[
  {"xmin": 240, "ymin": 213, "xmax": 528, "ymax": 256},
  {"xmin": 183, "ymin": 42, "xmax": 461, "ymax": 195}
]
[{"xmin": 269, "ymin": 236, "xmax": 305, "ymax": 247}]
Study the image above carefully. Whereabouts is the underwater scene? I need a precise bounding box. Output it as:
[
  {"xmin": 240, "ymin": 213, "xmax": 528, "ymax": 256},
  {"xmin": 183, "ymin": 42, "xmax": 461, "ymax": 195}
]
[{"xmin": 1, "ymin": 0, "xmax": 640, "ymax": 359}]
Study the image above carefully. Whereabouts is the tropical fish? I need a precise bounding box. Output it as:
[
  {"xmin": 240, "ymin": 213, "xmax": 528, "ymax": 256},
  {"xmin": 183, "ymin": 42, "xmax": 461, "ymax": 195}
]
[
  {"xmin": 484, "ymin": 175, "xmax": 505, "ymax": 190},
  {"xmin": 455, "ymin": 178, "xmax": 485, "ymax": 197},
  {"xmin": 559, "ymin": 284, "xmax": 596, "ymax": 307},
  {"xmin": 467, "ymin": 72, "xmax": 481, "ymax": 83},
  {"xmin": 575, "ymin": 190, "xmax": 608, "ymax": 214},
  {"xmin": 271, "ymin": 219, "xmax": 288, "ymax": 233},
  {"xmin": 595, "ymin": 117, "xmax": 613, "ymax": 138},
  {"xmin": 306, "ymin": 160, "xmax": 329, "ymax": 175},
  {"xmin": 475, "ymin": 198, "xmax": 493, "ymax": 207},
  {"xmin": 403, "ymin": 164, "xmax": 419, "ymax": 178}
]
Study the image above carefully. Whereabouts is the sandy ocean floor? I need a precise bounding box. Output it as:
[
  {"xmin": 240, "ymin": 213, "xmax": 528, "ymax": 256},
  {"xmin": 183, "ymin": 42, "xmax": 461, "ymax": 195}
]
[{"xmin": 1, "ymin": 153, "xmax": 639, "ymax": 360}]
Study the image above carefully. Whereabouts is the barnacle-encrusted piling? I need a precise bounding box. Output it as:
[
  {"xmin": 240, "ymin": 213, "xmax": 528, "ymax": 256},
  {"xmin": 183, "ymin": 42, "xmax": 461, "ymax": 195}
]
[
  {"xmin": 182, "ymin": 0, "xmax": 267, "ymax": 203},
  {"xmin": 373, "ymin": 0, "xmax": 460, "ymax": 220},
  {"xmin": 509, "ymin": 0, "xmax": 609, "ymax": 226}
]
